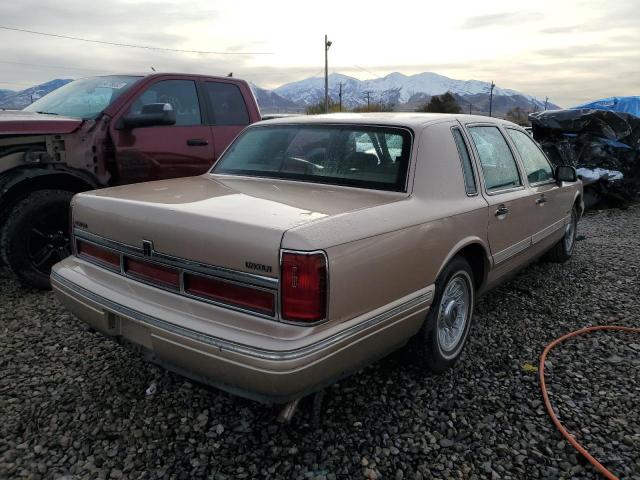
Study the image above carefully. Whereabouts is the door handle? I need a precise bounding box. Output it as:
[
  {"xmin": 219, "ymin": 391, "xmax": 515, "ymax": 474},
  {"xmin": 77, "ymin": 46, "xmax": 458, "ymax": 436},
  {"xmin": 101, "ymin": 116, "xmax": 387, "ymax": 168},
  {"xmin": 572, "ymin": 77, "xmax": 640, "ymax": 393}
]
[
  {"xmin": 495, "ymin": 205, "xmax": 509, "ymax": 216},
  {"xmin": 187, "ymin": 138, "xmax": 209, "ymax": 146},
  {"xmin": 536, "ymin": 195, "xmax": 547, "ymax": 205}
]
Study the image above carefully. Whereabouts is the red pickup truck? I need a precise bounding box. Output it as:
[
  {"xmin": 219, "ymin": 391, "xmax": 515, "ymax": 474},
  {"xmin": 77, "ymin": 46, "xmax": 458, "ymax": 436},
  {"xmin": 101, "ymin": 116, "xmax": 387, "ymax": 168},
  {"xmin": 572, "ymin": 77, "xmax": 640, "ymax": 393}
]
[{"xmin": 0, "ymin": 73, "xmax": 262, "ymax": 288}]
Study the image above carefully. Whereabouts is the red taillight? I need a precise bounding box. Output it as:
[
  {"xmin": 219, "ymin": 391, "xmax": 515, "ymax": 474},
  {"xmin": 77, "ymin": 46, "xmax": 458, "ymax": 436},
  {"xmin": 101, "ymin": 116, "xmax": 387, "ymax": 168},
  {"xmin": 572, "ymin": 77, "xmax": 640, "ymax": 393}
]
[
  {"xmin": 184, "ymin": 274, "xmax": 275, "ymax": 316},
  {"xmin": 124, "ymin": 257, "xmax": 180, "ymax": 289},
  {"xmin": 281, "ymin": 251, "xmax": 327, "ymax": 323},
  {"xmin": 77, "ymin": 240, "xmax": 120, "ymax": 270}
]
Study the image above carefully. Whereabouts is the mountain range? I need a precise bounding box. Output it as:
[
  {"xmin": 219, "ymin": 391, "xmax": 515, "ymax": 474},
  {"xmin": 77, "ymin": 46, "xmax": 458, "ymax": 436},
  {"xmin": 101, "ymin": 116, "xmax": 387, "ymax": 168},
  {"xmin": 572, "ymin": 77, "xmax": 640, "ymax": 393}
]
[{"xmin": 0, "ymin": 71, "xmax": 558, "ymax": 115}]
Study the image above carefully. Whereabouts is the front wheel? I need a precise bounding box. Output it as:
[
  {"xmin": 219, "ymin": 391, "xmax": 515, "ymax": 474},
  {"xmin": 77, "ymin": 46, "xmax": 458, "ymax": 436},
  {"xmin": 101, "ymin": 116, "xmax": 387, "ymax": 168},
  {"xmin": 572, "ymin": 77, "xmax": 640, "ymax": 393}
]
[
  {"xmin": 1, "ymin": 190, "xmax": 74, "ymax": 289},
  {"xmin": 421, "ymin": 256, "xmax": 475, "ymax": 373}
]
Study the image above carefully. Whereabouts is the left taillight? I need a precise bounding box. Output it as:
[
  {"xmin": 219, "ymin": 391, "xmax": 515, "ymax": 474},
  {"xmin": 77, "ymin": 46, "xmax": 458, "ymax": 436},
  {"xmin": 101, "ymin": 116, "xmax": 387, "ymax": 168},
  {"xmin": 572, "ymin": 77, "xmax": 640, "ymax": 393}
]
[
  {"xmin": 280, "ymin": 251, "xmax": 327, "ymax": 323},
  {"xmin": 76, "ymin": 240, "xmax": 120, "ymax": 271}
]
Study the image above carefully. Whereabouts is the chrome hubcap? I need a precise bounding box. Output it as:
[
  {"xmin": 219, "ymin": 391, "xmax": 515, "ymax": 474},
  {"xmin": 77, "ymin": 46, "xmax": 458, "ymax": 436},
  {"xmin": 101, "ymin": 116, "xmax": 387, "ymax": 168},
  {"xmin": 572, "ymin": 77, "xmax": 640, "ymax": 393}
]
[
  {"xmin": 564, "ymin": 211, "xmax": 576, "ymax": 252},
  {"xmin": 437, "ymin": 275, "xmax": 470, "ymax": 354}
]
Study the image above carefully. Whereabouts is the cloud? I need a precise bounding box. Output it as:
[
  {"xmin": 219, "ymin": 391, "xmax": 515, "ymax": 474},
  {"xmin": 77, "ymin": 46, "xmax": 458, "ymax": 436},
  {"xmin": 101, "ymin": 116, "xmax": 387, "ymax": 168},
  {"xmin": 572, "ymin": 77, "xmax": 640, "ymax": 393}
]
[
  {"xmin": 460, "ymin": 12, "xmax": 544, "ymax": 29},
  {"xmin": 0, "ymin": 0, "xmax": 638, "ymax": 107}
]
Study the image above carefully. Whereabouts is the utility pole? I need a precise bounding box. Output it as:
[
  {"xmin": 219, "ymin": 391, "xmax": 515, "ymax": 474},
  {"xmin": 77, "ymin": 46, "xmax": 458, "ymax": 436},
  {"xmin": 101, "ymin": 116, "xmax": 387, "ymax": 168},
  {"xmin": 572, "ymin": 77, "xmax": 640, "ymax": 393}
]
[
  {"xmin": 324, "ymin": 35, "xmax": 332, "ymax": 113},
  {"xmin": 488, "ymin": 81, "xmax": 495, "ymax": 117},
  {"xmin": 544, "ymin": 96, "xmax": 549, "ymax": 111},
  {"xmin": 364, "ymin": 91, "xmax": 371, "ymax": 110},
  {"xmin": 338, "ymin": 82, "xmax": 343, "ymax": 112},
  {"xmin": 469, "ymin": 101, "xmax": 472, "ymax": 114}
]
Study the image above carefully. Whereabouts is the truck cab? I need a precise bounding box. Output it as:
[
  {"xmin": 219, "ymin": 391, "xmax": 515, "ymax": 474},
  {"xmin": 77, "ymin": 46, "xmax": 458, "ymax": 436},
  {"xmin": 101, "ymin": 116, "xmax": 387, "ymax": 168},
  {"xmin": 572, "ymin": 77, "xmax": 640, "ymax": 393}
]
[{"xmin": 0, "ymin": 73, "xmax": 261, "ymax": 288}]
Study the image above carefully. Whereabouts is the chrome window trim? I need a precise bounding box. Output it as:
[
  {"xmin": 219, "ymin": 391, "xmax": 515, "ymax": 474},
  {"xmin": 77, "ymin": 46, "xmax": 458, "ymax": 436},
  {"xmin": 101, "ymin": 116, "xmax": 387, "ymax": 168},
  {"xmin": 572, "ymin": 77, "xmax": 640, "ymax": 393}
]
[
  {"xmin": 529, "ymin": 179, "xmax": 557, "ymax": 187},
  {"xmin": 72, "ymin": 229, "xmax": 278, "ymax": 320},
  {"xmin": 278, "ymin": 248, "xmax": 330, "ymax": 326},
  {"xmin": 51, "ymin": 270, "xmax": 432, "ymax": 362},
  {"xmin": 485, "ymin": 185, "xmax": 527, "ymax": 196},
  {"xmin": 209, "ymin": 122, "xmax": 416, "ymax": 194},
  {"xmin": 450, "ymin": 126, "xmax": 479, "ymax": 197}
]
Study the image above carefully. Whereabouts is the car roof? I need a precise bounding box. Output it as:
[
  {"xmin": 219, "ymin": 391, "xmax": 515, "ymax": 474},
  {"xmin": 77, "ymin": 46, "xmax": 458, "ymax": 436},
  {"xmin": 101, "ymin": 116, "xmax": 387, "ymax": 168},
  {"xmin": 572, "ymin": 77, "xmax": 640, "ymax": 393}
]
[{"xmin": 259, "ymin": 112, "xmax": 519, "ymax": 129}]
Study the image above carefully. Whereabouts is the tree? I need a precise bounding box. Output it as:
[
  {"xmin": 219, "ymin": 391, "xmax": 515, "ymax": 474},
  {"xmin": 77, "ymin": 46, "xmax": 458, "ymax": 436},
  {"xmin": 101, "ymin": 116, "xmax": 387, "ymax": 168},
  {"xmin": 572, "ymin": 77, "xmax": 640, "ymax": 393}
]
[
  {"xmin": 351, "ymin": 102, "xmax": 394, "ymax": 113},
  {"xmin": 416, "ymin": 92, "xmax": 461, "ymax": 114},
  {"xmin": 305, "ymin": 99, "xmax": 341, "ymax": 115},
  {"xmin": 505, "ymin": 107, "xmax": 530, "ymax": 126}
]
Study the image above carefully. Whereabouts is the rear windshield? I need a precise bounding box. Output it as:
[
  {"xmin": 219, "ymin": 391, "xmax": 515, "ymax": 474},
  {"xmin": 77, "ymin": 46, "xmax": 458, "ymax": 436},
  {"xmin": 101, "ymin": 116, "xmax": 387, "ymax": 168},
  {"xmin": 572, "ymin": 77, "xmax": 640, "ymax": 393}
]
[{"xmin": 212, "ymin": 124, "xmax": 412, "ymax": 192}]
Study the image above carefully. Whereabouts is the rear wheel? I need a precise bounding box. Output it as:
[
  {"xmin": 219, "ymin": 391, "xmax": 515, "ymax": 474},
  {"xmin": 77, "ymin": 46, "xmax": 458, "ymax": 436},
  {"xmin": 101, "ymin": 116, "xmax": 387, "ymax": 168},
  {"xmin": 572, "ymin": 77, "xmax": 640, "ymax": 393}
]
[
  {"xmin": 545, "ymin": 206, "xmax": 578, "ymax": 263},
  {"xmin": 1, "ymin": 190, "xmax": 74, "ymax": 289},
  {"xmin": 421, "ymin": 256, "xmax": 475, "ymax": 372}
]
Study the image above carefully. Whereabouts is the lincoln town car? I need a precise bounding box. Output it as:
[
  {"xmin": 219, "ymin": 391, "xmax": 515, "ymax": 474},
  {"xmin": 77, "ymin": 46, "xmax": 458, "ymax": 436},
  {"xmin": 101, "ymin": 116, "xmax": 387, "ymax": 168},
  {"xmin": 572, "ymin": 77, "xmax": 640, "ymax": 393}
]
[{"xmin": 51, "ymin": 113, "xmax": 583, "ymax": 403}]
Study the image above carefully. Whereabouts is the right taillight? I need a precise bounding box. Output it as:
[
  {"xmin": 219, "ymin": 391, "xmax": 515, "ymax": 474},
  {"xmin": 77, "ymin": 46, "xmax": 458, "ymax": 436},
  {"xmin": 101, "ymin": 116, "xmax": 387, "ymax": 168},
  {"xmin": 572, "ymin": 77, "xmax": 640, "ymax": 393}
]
[{"xmin": 280, "ymin": 251, "xmax": 327, "ymax": 323}]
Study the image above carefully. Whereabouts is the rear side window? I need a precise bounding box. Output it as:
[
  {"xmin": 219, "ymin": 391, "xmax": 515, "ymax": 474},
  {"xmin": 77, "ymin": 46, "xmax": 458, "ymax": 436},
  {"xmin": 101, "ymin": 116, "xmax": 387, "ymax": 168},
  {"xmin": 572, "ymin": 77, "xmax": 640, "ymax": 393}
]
[
  {"xmin": 128, "ymin": 80, "xmax": 201, "ymax": 126},
  {"xmin": 507, "ymin": 129, "xmax": 554, "ymax": 184},
  {"xmin": 468, "ymin": 126, "xmax": 521, "ymax": 192},
  {"xmin": 204, "ymin": 82, "xmax": 250, "ymax": 125},
  {"xmin": 451, "ymin": 127, "xmax": 477, "ymax": 195}
]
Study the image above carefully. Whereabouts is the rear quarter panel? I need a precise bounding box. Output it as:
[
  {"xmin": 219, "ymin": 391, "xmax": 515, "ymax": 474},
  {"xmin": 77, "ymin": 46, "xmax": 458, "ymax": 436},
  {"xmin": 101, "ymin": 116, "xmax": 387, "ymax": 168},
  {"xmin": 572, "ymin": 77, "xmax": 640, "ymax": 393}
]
[{"xmin": 283, "ymin": 121, "xmax": 491, "ymax": 324}]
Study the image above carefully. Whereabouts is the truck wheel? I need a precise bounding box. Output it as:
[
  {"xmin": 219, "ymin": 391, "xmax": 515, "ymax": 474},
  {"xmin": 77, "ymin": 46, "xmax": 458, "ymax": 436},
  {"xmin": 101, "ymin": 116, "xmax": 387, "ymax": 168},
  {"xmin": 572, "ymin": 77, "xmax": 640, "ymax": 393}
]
[
  {"xmin": 1, "ymin": 190, "xmax": 74, "ymax": 289},
  {"xmin": 544, "ymin": 206, "xmax": 578, "ymax": 263},
  {"xmin": 421, "ymin": 256, "xmax": 475, "ymax": 373}
]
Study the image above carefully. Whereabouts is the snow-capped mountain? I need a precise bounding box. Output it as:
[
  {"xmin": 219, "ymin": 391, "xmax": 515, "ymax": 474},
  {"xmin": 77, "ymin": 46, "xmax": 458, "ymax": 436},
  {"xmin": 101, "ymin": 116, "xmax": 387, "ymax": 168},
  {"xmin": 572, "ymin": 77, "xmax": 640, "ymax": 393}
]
[
  {"xmin": 248, "ymin": 83, "xmax": 304, "ymax": 113},
  {"xmin": 273, "ymin": 72, "xmax": 554, "ymax": 111},
  {"xmin": 0, "ymin": 79, "xmax": 72, "ymax": 109}
]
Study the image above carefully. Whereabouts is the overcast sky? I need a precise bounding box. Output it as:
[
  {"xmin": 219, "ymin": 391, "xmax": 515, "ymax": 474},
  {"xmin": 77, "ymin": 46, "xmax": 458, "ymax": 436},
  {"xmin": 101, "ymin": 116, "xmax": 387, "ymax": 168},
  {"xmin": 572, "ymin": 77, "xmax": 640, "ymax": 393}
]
[{"xmin": 0, "ymin": 0, "xmax": 637, "ymax": 106}]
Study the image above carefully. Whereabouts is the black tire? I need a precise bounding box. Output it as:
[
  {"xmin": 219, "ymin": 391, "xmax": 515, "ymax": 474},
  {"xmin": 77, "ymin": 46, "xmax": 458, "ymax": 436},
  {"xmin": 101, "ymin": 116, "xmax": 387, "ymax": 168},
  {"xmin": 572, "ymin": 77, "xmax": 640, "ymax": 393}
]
[
  {"xmin": 1, "ymin": 190, "xmax": 74, "ymax": 289},
  {"xmin": 545, "ymin": 206, "xmax": 578, "ymax": 263},
  {"xmin": 421, "ymin": 256, "xmax": 475, "ymax": 373}
]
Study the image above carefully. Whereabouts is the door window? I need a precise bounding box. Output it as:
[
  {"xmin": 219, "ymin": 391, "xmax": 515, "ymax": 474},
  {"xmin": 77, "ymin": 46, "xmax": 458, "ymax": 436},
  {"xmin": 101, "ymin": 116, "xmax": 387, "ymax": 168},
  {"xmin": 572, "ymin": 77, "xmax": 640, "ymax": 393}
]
[
  {"xmin": 204, "ymin": 82, "xmax": 250, "ymax": 125},
  {"xmin": 507, "ymin": 129, "xmax": 554, "ymax": 184},
  {"xmin": 129, "ymin": 80, "xmax": 201, "ymax": 126},
  {"xmin": 451, "ymin": 127, "xmax": 477, "ymax": 195},
  {"xmin": 468, "ymin": 126, "xmax": 521, "ymax": 192}
]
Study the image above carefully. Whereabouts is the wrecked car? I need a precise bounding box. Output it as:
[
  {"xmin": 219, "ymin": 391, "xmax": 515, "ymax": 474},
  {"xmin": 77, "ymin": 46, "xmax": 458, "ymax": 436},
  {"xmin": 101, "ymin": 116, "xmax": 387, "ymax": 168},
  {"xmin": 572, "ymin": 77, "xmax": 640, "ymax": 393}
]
[
  {"xmin": 51, "ymin": 113, "xmax": 583, "ymax": 403},
  {"xmin": 530, "ymin": 108, "xmax": 640, "ymax": 208},
  {"xmin": 0, "ymin": 73, "xmax": 261, "ymax": 288}
]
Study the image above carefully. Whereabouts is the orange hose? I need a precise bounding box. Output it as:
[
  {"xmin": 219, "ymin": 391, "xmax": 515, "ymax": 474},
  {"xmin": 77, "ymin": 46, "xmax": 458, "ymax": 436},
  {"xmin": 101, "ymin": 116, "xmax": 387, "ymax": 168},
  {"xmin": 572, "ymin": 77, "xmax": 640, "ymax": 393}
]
[{"xmin": 539, "ymin": 325, "xmax": 640, "ymax": 480}]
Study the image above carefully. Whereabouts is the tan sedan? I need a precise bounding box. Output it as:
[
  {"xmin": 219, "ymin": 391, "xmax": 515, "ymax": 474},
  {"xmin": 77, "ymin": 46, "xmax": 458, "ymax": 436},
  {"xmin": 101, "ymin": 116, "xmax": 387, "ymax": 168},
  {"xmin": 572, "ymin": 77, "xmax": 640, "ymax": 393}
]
[{"xmin": 51, "ymin": 113, "xmax": 583, "ymax": 403}]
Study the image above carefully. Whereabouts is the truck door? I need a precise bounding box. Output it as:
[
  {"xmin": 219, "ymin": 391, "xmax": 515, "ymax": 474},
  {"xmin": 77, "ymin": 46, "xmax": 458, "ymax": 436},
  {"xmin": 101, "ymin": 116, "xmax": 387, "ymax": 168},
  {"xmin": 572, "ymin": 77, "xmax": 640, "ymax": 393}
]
[
  {"xmin": 112, "ymin": 79, "xmax": 214, "ymax": 184},
  {"xmin": 200, "ymin": 81, "xmax": 252, "ymax": 161}
]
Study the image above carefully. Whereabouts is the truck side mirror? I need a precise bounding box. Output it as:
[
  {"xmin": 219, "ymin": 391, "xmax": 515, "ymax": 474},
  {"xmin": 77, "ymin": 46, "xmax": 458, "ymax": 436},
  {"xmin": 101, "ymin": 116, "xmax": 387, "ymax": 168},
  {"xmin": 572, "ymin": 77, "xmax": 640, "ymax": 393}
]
[
  {"xmin": 118, "ymin": 103, "xmax": 176, "ymax": 129},
  {"xmin": 555, "ymin": 165, "xmax": 577, "ymax": 184}
]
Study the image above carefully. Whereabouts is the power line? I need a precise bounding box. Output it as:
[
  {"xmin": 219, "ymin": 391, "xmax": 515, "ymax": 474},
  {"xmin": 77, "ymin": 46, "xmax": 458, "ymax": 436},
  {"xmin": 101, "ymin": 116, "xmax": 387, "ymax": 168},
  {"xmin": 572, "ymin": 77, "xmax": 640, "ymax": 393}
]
[
  {"xmin": 351, "ymin": 64, "xmax": 382, "ymax": 79},
  {"xmin": 0, "ymin": 26, "xmax": 274, "ymax": 55}
]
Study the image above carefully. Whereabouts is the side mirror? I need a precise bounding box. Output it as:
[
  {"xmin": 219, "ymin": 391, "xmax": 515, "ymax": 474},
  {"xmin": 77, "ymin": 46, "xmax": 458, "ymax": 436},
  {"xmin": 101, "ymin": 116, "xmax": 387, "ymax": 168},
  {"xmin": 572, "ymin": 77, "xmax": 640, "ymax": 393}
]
[
  {"xmin": 555, "ymin": 165, "xmax": 577, "ymax": 184},
  {"xmin": 119, "ymin": 103, "xmax": 176, "ymax": 129}
]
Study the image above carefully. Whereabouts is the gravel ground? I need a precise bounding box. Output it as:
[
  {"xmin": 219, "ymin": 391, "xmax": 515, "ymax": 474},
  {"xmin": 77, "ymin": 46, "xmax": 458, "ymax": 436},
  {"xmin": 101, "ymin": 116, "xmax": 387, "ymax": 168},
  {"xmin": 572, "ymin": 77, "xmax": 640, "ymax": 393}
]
[{"xmin": 1, "ymin": 206, "xmax": 639, "ymax": 480}]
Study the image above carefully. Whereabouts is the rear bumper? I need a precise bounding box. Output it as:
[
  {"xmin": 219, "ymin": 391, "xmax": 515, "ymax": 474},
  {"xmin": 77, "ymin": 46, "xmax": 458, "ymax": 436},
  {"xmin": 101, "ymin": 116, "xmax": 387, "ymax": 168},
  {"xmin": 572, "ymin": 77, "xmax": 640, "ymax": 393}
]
[{"xmin": 52, "ymin": 257, "xmax": 432, "ymax": 403}]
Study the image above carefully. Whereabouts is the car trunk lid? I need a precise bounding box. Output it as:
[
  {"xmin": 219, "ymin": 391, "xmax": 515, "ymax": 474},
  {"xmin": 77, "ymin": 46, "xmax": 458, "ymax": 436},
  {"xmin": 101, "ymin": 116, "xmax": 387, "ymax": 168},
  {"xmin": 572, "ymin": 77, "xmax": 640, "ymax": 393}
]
[{"xmin": 72, "ymin": 174, "xmax": 405, "ymax": 277}]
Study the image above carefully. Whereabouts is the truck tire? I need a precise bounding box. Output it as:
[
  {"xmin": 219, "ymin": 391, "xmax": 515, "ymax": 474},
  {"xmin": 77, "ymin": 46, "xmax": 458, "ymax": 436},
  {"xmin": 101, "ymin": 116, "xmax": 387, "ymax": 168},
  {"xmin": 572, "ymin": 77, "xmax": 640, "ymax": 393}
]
[{"xmin": 1, "ymin": 190, "xmax": 74, "ymax": 289}]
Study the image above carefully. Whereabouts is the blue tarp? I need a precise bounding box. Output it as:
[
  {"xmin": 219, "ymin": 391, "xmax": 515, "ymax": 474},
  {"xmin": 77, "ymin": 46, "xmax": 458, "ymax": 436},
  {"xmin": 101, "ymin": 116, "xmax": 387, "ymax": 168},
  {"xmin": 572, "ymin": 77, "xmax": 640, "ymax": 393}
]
[{"xmin": 573, "ymin": 96, "xmax": 640, "ymax": 118}]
